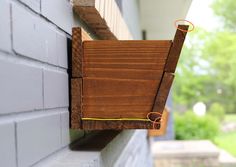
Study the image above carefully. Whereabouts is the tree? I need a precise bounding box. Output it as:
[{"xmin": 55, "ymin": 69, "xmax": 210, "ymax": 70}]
[
  {"xmin": 202, "ymin": 32, "xmax": 236, "ymax": 113},
  {"xmin": 211, "ymin": 0, "xmax": 236, "ymax": 31}
]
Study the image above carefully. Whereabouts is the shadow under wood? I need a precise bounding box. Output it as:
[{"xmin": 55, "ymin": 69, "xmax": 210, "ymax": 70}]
[{"xmin": 70, "ymin": 130, "xmax": 121, "ymax": 151}]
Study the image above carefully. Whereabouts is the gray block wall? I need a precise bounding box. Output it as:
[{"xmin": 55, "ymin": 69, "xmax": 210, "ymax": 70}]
[
  {"xmin": 102, "ymin": 130, "xmax": 153, "ymax": 167},
  {"xmin": 0, "ymin": 0, "xmax": 152, "ymax": 167},
  {"xmin": 0, "ymin": 0, "xmax": 72, "ymax": 166}
]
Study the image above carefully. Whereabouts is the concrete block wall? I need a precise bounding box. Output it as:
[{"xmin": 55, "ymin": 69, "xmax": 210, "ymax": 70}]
[
  {"xmin": 0, "ymin": 0, "xmax": 74, "ymax": 166},
  {"xmin": 0, "ymin": 0, "xmax": 153, "ymax": 167},
  {"xmin": 30, "ymin": 130, "xmax": 153, "ymax": 167},
  {"xmin": 102, "ymin": 130, "xmax": 153, "ymax": 167}
]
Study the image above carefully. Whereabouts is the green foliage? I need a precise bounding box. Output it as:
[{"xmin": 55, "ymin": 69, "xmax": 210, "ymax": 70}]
[
  {"xmin": 211, "ymin": 0, "xmax": 236, "ymax": 31},
  {"xmin": 175, "ymin": 112, "xmax": 219, "ymax": 140},
  {"xmin": 202, "ymin": 32, "xmax": 236, "ymax": 113},
  {"xmin": 173, "ymin": 29, "xmax": 236, "ymax": 113},
  {"xmin": 208, "ymin": 102, "xmax": 225, "ymax": 120},
  {"xmin": 173, "ymin": 29, "xmax": 212, "ymax": 107},
  {"xmin": 173, "ymin": 29, "xmax": 220, "ymax": 110}
]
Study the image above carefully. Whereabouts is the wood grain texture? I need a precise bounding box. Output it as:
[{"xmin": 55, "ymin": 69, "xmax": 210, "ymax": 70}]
[
  {"xmin": 83, "ymin": 40, "xmax": 172, "ymax": 48},
  {"xmin": 83, "ymin": 62, "xmax": 167, "ymax": 70},
  {"xmin": 83, "ymin": 54, "xmax": 166, "ymax": 59},
  {"xmin": 71, "ymin": 27, "xmax": 91, "ymax": 129},
  {"xmin": 83, "ymin": 78, "xmax": 160, "ymax": 97},
  {"xmin": 82, "ymin": 96, "xmax": 155, "ymax": 106},
  {"xmin": 70, "ymin": 26, "xmax": 187, "ymax": 130},
  {"xmin": 81, "ymin": 40, "xmax": 173, "ymax": 129},
  {"xmin": 72, "ymin": 27, "xmax": 91, "ymax": 78},
  {"xmin": 71, "ymin": 78, "xmax": 82, "ymax": 129},
  {"xmin": 84, "ymin": 58, "xmax": 166, "ymax": 63},
  {"xmin": 82, "ymin": 120, "xmax": 157, "ymax": 130},
  {"xmin": 165, "ymin": 25, "xmax": 189, "ymax": 73},
  {"xmin": 82, "ymin": 105, "xmax": 152, "ymax": 118},
  {"xmin": 84, "ymin": 68, "xmax": 163, "ymax": 80},
  {"xmin": 83, "ymin": 40, "xmax": 171, "ymax": 71},
  {"xmin": 72, "ymin": 28, "xmax": 83, "ymax": 78},
  {"xmin": 152, "ymin": 73, "xmax": 174, "ymax": 116}
]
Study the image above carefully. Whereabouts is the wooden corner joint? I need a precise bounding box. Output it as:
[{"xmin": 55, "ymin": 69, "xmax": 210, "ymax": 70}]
[
  {"xmin": 152, "ymin": 25, "xmax": 188, "ymax": 119},
  {"xmin": 71, "ymin": 27, "xmax": 92, "ymax": 129}
]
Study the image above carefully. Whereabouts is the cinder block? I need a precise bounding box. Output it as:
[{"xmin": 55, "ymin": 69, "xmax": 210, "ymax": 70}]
[
  {"xmin": 0, "ymin": 59, "xmax": 43, "ymax": 114},
  {"xmin": 19, "ymin": 0, "xmax": 40, "ymax": 13},
  {"xmin": 0, "ymin": 0, "xmax": 11, "ymax": 52},
  {"xmin": 12, "ymin": 4, "xmax": 58, "ymax": 65},
  {"xmin": 16, "ymin": 112, "xmax": 61, "ymax": 167},
  {"xmin": 60, "ymin": 111, "xmax": 70, "ymax": 147},
  {"xmin": 112, "ymin": 130, "xmax": 153, "ymax": 167},
  {"xmin": 12, "ymin": 4, "xmax": 45, "ymax": 61},
  {"xmin": 41, "ymin": 0, "xmax": 73, "ymax": 34},
  {"xmin": 0, "ymin": 121, "xmax": 16, "ymax": 167},
  {"xmin": 46, "ymin": 29, "xmax": 58, "ymax": 65},
  {"xmin": 56, "ymin": 32, "xmax": 68, "ymax": 68},
  {"xmin": 44, "ymin": 70, "xmax": 69, "ymax": 109}
]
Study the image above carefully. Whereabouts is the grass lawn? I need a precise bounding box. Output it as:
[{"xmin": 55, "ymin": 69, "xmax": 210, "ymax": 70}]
[
  {"xmin": 213, "ymin": 114, "xmax": 236, "ymax": 157},
  {"xmin": 214, "ymin": 132, "xmax": 236, "ymax": 156}
]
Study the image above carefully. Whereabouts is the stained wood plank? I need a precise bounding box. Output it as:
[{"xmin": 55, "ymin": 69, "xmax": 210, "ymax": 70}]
[
  {"xmin": 84, "ymin": 50, "xmax": 170, "ymax": 55},
  {"xmin": 83, "ymin": 78, "xmax": 160, "ymax": 97},
  {"xmin": 152, "ymin": 72, "xmax": 174, "ymax": 116},
  {"xmin": 84, "ymin": 68, "xmax": 163, "ymax": 80},
  {"xmin": 83, "ymin": 53, "xmax": 167, "ymax": 59},
  {"xmin": 83, "ymin": 54, "xmax": 166, "ymax": 59},
  {"xmin": 71, "ymin": 78, "xmax": 82, "ymax": 129},
  {"xmin": 82, "ymin": 120, "xmax": 156, "ymax": 130},
  {"xmin": 82, "ymin": 105, "xmax": 152, "ymax": 118},
  {"xmin": 82, "ymin": 96, "xmax": 155, "ymax": 106},
  {"xmin": 83, "ymin": 62, "xmax": 166, "ymax": 70},
  {"xmin": 84, "ymin": 48, "xmax": 171, "ymax": 54},
  {"xmin": 83, "ymin": 40, "xmax": 172, "ymax": 48},
  {"xmin": 72, "ymin": 27, "xmax": 91, "ymax": 78},
  {"xmin": 84, "ymin": 58, "xmax": 167, "ymax": 63},
  {"xmin": 165, "ymin": 25, "xmax": 189, "ymax": 72},
  {"xmin": 72, "ymin": 28, "xmax": 82, "ymax": 78},
  {"xmin": 71, "ymin": 27, "xmax": 91, "ymax": 129}
]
